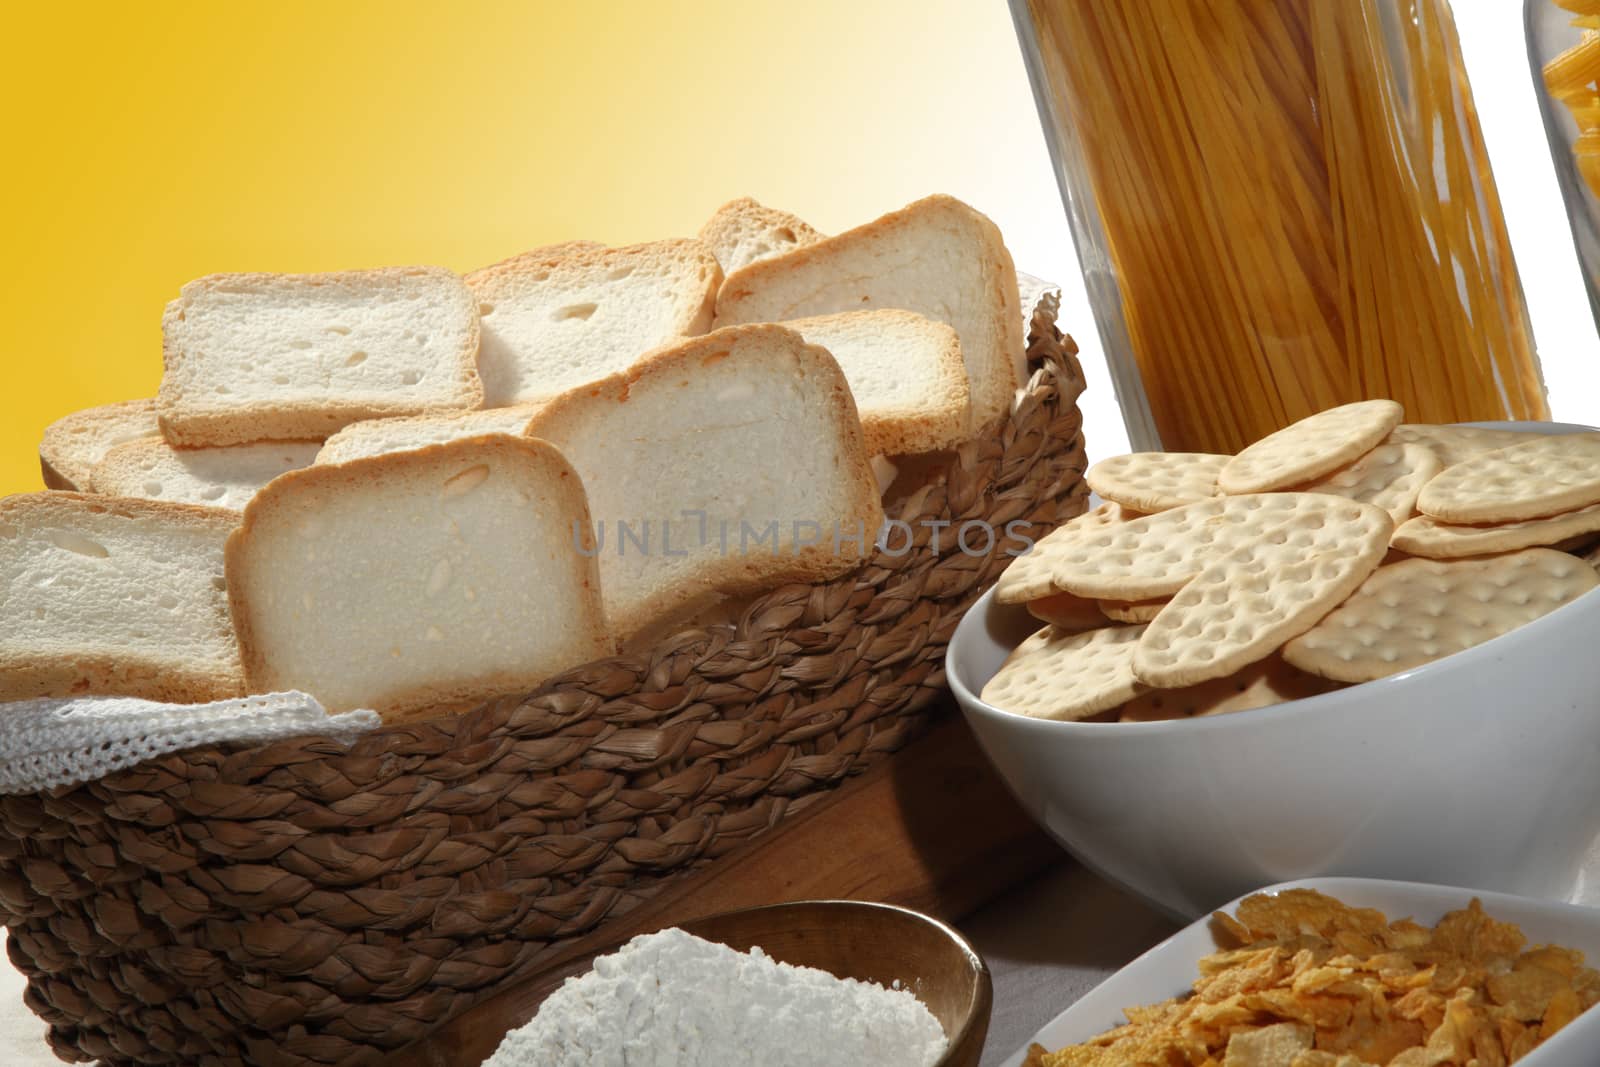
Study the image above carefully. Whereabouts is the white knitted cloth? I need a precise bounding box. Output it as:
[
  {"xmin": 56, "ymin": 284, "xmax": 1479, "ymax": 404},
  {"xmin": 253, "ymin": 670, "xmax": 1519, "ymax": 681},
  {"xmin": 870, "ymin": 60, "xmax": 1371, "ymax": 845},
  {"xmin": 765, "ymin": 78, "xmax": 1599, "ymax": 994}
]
[{"xmin": 0, "ymin": 692, "xmax": 381, "ymax": 794}]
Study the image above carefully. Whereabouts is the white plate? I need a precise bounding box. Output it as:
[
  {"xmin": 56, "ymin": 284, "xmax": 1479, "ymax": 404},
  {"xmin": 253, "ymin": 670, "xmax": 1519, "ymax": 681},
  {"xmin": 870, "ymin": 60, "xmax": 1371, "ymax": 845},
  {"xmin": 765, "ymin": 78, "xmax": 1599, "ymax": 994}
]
[{"xmin": 1000, "ymin": 877, "xmax": 1600, "ymax": 1067}]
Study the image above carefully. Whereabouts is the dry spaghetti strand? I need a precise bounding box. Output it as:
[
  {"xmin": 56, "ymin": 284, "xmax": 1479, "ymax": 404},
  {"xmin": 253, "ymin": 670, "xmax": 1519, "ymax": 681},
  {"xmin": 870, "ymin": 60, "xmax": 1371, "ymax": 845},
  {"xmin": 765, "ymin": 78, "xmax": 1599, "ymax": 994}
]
[{"xmin": 1029, "ymin": 0, "xmax": 1547, "ymax": 452}]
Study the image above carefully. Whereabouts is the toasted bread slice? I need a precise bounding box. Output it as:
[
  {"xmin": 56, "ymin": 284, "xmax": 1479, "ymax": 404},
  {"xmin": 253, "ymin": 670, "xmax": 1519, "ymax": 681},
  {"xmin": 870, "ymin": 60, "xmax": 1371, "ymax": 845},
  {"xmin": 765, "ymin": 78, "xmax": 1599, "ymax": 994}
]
[
  {"xmin": 781, "ymin": 310, "xmax": 969, "ymax": 456},
  {"xmin": 714, "ymin": 194, "xmax": 1023, "ymax": 430},
  {"xmin": 90, "ymin": 438, "xmax": 321, "ymax": 510},
  {"xmin": 466, "ymin": 239, "xmax": 721, "ymax": 408},
  {"xmin": 226, "ymin": 435, "xmax": 612, "ymax": 720},
  {"xmin": 159, "ymin": 266, "xmax": 483, "ymax": 446},
  {"xmin": 698, "ymin": 197, "xmax": 823, "ymax": 275},
  {"xmin": 523, "ymin": 324, "xmax": 885, "ymax": 643},
  {"xmin": 314, "ymin": 405, "xmax": 544, "ymax": 465},
  {"xmin": 39, "ymin": 399, "xmax": 161, "ymax": 490},
  {"xmin": 0, "ymin": 493, "xmax": 243, "ymax": 702}
]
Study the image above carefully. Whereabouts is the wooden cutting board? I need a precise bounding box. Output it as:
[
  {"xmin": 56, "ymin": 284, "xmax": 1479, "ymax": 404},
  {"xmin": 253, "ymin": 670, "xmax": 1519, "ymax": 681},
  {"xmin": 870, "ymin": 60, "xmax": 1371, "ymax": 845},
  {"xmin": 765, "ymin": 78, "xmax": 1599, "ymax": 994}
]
[
  {"xmin": 591, "ymin": 706, "xmax": 1060, "ymax": 922},
  {"xmin": 396, "ymin": 704, "xmax": 1059, "ymax": 1065}
]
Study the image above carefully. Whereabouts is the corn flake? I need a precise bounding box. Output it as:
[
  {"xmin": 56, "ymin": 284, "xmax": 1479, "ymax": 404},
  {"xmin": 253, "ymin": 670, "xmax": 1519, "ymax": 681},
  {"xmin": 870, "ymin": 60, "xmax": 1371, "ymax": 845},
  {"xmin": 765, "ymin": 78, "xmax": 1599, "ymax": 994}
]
[
  {"xmin": 1222, "ymin": 1021, "xmax": 1310, "ymax": 1065},
  {"xmin": 1032, "ymin": 890, "xmax": 1600, "ymax": 1067}
]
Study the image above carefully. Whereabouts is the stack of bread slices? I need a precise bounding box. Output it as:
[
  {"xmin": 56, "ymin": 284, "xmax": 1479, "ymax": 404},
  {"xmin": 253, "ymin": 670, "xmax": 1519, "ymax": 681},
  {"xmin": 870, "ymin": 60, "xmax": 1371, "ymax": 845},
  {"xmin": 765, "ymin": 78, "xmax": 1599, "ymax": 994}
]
[{"xmin": 4, "ymin": 195, "xmax": 1030, "ymax": 723}]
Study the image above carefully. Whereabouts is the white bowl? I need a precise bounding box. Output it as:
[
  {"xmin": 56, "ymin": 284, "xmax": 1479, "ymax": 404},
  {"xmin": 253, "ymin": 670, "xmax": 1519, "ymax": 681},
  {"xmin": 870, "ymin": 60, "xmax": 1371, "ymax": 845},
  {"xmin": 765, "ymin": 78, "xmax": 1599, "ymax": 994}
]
[
  {"xmin": 948, "ymin": 422, "xmax": 1600, "ymax": 919},
  {"xmin": 997, "ymin": 877, "xmax": 1600, "ymax": 1067}
]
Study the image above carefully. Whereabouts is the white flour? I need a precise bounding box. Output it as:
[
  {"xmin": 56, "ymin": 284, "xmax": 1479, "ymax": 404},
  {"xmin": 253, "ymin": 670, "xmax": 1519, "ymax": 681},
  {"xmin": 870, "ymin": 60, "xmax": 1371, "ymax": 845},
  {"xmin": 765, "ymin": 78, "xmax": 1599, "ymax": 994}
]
[{"xmin": 483, "ymin": 927, "xmax": 949, "ymax": 1067}]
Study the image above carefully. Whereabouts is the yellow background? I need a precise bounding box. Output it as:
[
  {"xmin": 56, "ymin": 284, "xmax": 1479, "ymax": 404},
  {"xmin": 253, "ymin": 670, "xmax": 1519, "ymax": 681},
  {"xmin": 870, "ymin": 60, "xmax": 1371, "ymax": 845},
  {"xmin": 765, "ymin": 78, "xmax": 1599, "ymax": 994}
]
[{"xmin": 0, "ymin": 0, "xmax": 1075, "ymax": 496}]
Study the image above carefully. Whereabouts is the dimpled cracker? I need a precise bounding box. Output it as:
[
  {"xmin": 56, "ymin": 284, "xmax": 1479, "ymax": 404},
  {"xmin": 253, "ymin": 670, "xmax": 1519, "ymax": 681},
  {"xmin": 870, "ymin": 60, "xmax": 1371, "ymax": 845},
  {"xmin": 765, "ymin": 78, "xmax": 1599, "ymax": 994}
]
[
  {"xmin": 994, "ymin": 502, "xmax": 1130, "ymax": 604},
  {"xmin": 1118, "ymin": 656, "xmax": 1340, "ymax": 722},
  {"xmin": 1391, "ymin": 500, "xmax": 1600, "ymax": 559},
  {"xmin": 1046, "ymin": 493, "xmax": 1374, "ymax": 601},
  {"xmin": 1218, "ymin": 400, "xmax": 1403, "ymax": 494},
  {"xmin": 1132, "ymin": 498, "xmax": 1392, "ymax": 688},
  {"xmin": 1387, "ymin": 423, "xmax": 1542, "ymax": 469},
  {"xmin": 980, "ymin": 624, "xmax": 1146, "ymax": 721},
  {"xmin": 1084, "ymin": 452, "xmax": 1227, "ymax": 513},
  {"xmin": 1417, "ymin": 432, "xmax": 1600, "ymax": 523},
  {"xmin": 1026, "ymin": 591, "xmax": 1108, "ymax": 632},
  {"xmin": 1295, "ymin": 442, "xmax": 1440, "ymax": 525},
  {"xmin": 1099, "ymin": 597, "xmax": 1167, "ymax": 624},
  {"xmin": 1282, "ymin": 549, "xmax": 1599, "ymax": 683}
]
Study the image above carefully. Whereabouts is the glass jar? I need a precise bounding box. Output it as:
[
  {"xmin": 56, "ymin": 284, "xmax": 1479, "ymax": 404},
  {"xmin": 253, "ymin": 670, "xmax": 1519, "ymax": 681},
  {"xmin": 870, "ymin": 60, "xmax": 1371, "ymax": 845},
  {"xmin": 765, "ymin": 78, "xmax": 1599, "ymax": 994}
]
[
  {"xmin": 1529, "ymin": 0, "xmax": 1600, "ymax": 327},
  {"xmin": 1012, "ymin": 0, "xmax": 1549, "ymax": 453}
]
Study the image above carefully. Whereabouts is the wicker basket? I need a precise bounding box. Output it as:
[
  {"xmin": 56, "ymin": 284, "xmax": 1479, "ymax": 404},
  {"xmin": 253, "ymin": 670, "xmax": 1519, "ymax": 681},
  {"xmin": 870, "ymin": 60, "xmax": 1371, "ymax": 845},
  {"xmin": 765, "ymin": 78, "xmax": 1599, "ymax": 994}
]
[{"xmin": 0, "ymin": 296, "xmax": 1088, "ymax": 1067}]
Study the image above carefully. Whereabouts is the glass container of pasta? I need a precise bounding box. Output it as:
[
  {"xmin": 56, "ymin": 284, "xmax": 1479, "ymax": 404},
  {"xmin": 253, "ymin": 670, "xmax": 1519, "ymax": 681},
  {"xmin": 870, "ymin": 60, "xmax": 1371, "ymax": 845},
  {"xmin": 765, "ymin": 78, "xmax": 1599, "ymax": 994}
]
[
  {"xmin": 1531, "ymin": 0, "xmax": 1600, "ymax": 327},
  {"xmin": 1012, "ymin": 0, "xmax": 1550, "ymax": 454}
]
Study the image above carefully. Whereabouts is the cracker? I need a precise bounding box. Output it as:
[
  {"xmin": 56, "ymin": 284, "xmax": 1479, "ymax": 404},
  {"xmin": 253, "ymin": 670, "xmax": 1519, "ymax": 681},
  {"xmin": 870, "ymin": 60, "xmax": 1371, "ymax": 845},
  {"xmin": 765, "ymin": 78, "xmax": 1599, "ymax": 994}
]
[
  {"xmin": 995, "ymin": 502, "xmax": 1130, "ymax": 604},
  {"xmin": 1417, "ymin": 432, "xmax": 1600, "ymax": 523},
  {"xmin": 1218, "ymin": 400, "xmax": 1403, "ymax": 494},
  {"xmin": 1099, "ymin": 596, "xmax": 1167, "ymax": 624},
  {"xmin": 980, "ymin": 624, "xmax": 1147, "ymax": 721},
  {"xmin": 1282, "ymin": 549, "xmax": 1600, "ymax": 683},
  {"xmin": 1391, "ymin": 500, "xmax": 1600, "ymax": 559},
  {"xmin": 1294, "ymin": 442, "xmax": 1440, "ymax": 526},
  {"xmin": 1026, "ymin": 591, "xmax": 1108, "ymax": 632},
  {"xmin": 1118, "ymin": 656, "xmax": 1340, "ymax": 722},
  {"xmin": 1387, "ymin": 423, "xmax": 1541, "ymax": 469},
  {"xmin": 1131, "ymin": 498, "xmax": 1392, "ymax": 688},
  {"xmin": 1046, "ymin": 493, "xmax": 1385, "ymax": 601},
  {"xmin": 1085, "ymin": 452, "xmax": 1227, "ymax": 513}
]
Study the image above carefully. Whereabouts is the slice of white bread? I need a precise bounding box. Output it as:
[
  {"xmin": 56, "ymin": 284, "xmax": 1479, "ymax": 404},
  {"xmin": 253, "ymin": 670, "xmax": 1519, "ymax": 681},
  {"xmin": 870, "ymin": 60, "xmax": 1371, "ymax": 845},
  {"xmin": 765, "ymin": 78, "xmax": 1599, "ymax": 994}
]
[
  {"xmin": 225, "ymin": 435, "xmax": 613, "ymax": 720},
  {"xmin": 159, "ymin": 266, "xmax": 483, "ymax": 447},
  {"xmin": 523, "ymin": 324, "xmax": 885, "ymax": 643},
  {"xmin": 90, "ymin": 438, "xmax": 322, "ymax": 511},
  {"xmin": 39, "ymin": 399, "xmax": 161, "ymax": 491},
  {"xmin": 0, "ymin": 493, "xmax": 243, "ymax": 702},
  {"xmin": 465, "ymin": 239, "xmax": 721, "ymax": 408},
  {"xmin": 698, "ymin": 197, "xmax": 823, "ymax": 275},
  {"xmin": 781, "ymin": 310, "xmax": 969, "ymax": 456},
  {"xmin": 314, "ymin": 405, "xmax": 544, "ymax": 465},
  {"xmin": 714, "ymin": 194, "xmax": 1024, "ymax": 430}
]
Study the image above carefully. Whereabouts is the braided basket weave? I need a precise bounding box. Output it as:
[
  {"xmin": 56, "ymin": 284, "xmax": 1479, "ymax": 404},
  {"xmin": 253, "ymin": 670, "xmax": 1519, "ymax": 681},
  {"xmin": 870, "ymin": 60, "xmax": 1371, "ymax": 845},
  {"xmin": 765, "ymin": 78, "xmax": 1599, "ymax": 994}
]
[{"xmin": 0, "ymin": 296, "xmax": 1088, "ymax": 1067}]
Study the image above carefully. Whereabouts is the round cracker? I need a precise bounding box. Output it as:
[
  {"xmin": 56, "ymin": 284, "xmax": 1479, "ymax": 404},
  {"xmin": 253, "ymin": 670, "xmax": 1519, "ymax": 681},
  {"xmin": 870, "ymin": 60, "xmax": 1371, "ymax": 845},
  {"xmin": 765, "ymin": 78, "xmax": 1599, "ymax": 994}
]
[
  {"xmin": 1046, "ymin": 493, "xmax": 1387, "ymax": 602},
  {"xmin": 995, "ymin": 502, "xmax": 1130, "ymax": 605},
  {"xmin": 1117, "ymin": 655, "xmax": 1340, "ymax": 722},
  {"xmin": 1131, "ymin": 498, "xmax": 1393, "ymax": 688},
  {"xmin": 1392, "ymin": 500, "xmax": 1600, "ymax": 559},
  {"xmin": 1417, "ymin": 432, "xmax": 1600, "ymax": 524},
  {"xmin": 1085, "ymin": 452, "xmax": 1227, "ymax": 513},
  {"xmin": 1218, "ymin": 400, "xmax": 1403, "ymax": 495},
  {"xmin": 1026, "ymin": 591, "xmax": 1109, "ymax": 632},
  {"xmin": 1282, "ymin": 549, "xmax": 1600, "ymax": 683},
  {"xmin": 1387, "ymin": 423, "xmax": 1543, "ymax": 470},
  {"xmin": 1098, "ymin": 596, "xmax": 1167, "ymax": 624},
  {"xmin": 979, "ymin": 624, "xmax": 1147, "ymax": 721},
  {"xmin": 1294, "ymin": 442, "xmax": 1440, "ymax": 526}
]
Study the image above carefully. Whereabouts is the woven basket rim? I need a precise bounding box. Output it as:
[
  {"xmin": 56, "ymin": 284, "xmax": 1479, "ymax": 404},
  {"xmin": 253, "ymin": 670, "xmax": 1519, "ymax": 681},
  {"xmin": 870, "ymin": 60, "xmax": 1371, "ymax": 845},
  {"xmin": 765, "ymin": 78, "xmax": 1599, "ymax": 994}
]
[{"xmin": 1, "ymin": 292, "xmax": 1089, "ymax": 1067}]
